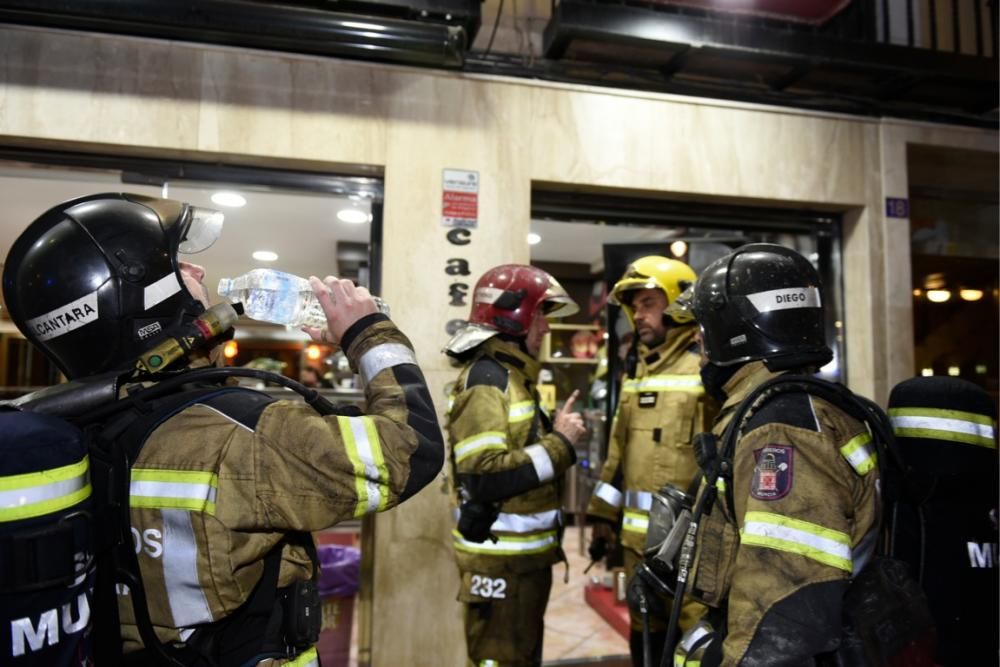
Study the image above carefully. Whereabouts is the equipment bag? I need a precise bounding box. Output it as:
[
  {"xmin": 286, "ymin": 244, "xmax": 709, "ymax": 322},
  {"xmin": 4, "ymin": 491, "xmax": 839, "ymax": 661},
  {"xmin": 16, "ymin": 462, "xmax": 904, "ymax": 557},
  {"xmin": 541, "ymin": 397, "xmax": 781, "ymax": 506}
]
[{"xmin": 0, "ymin": 409, "xmax": 95, "ymax": 666}]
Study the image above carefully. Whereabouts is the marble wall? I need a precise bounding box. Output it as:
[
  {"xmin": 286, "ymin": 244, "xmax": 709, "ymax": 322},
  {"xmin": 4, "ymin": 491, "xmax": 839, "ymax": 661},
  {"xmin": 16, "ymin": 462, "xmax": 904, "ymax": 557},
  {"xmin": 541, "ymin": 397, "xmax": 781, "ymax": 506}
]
[{"xmin": 0, "ymin": 26, "xmax": 995, "ymax": 666}]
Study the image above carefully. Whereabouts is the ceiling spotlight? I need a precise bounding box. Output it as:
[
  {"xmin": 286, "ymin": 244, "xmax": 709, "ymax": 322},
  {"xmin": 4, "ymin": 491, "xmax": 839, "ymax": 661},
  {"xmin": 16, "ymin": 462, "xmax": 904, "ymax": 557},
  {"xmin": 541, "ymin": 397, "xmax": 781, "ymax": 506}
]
[
  {"xmin": 670, "ymin": 240, "xmax": 688, "ymax": 257},
  {"xmin": 306, "ymin": 345, "xmax": 322, "ymax": 360},
  {"xmin": 959, "ymin": 289, "xmax": 984, "ymax": 302},
  {"xmin": 923, "ymin": 273, "xmax": 946, "ymax": 290},
  {"xmin": 337, "ymin": 208, "xmax": 370, "ymax": 224},
  {"xmin": 527, "ymin": 233, "xmax": 541, "ymax": 245},
  {"xmin": 947, "ymin": 366, "xmax": 960, "ymax": 377},
  {"xmin": 252, "ymin": 250, "xmax": 278, "ymax": 262},
  {"xmin": 920, "ymin": 368, "xmax": 933, "ymax": 377},
  {"xmin": 211, "ymin": 191, "xmax": 247, "ymax": 208},
  {"xmin": 912, "ymin": 289, "xmax": 922, "ymax": 297},
  {"xmin": 223, "ymin": 340, "xmax": 238, "ymax": 359},
  {"xmin": 926, "ymin": 289, "xmax": 951, "ymax": 303}
]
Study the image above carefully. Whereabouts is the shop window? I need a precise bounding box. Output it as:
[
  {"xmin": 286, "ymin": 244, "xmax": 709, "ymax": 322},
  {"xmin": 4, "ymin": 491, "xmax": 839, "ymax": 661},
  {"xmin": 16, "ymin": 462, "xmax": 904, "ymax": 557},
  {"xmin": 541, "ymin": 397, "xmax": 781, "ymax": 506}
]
[{"xmin": 908, "ymin": 145, "xmax": 999, "ymax": 404}]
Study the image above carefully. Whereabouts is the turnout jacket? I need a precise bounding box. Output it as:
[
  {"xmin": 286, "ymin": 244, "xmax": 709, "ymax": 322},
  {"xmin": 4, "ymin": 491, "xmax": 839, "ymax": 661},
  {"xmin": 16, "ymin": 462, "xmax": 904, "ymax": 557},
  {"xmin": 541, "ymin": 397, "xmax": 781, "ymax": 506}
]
[
  {"xmin": 587, "ymin": 325, "xmax": 716, "ymax": 554},
  {"xmin": 120, "ymin": 314, "xmax": 443, "ymax": 656},
  {"xmin": 689, "ymin": 362, "xmax": 881, "ymax": 666},
  {"xmin": 448, "ymin": 338, "xmax": 577, "ymax": 574}
]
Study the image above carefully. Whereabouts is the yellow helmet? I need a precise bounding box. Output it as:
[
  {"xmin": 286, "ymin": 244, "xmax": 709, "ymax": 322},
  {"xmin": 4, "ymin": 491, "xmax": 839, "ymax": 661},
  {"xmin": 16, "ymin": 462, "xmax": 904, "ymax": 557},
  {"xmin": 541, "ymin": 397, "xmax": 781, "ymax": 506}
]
[{"xmin": 610, "ymin": 255, "xmax": 697, "ymax": 325}]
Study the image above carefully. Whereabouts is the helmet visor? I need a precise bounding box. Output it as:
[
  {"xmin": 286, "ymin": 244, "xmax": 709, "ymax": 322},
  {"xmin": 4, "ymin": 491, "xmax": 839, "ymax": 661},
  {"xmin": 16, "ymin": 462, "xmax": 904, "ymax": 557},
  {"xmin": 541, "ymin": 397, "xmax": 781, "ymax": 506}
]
[
  {"xmin": 179, "ymin": 207, "xmax": 225, "ymax": 254},
  {"xmin": 665, "ymin": 283, "xmax": 696, "ymax": 324},
  {"xmin": 543, "ymin": 295, "xmax": 579, "ymax": 319}
]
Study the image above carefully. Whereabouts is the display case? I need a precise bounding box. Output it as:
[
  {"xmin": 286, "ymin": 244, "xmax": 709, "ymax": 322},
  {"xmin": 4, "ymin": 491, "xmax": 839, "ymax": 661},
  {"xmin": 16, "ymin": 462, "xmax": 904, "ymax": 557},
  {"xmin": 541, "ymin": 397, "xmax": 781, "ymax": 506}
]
[{"xmin": 539, "ymin": 323, "xmax": 601, "ymax": 365}]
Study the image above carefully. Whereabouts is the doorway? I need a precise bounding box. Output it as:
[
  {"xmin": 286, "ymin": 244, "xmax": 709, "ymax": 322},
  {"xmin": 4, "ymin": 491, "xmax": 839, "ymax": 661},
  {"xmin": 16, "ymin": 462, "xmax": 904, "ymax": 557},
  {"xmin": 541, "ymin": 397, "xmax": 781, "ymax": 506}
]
[{"xmin": 529, "ymin": 187, "xmax": 845, "ymax": 664}]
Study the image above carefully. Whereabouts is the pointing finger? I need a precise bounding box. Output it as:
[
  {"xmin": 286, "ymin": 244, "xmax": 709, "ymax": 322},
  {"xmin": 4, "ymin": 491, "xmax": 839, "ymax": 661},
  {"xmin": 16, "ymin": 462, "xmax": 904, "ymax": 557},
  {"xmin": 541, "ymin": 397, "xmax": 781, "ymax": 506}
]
[{"xmin": 561, "ymin": 390, "xmax": 580, "ymax": 414}]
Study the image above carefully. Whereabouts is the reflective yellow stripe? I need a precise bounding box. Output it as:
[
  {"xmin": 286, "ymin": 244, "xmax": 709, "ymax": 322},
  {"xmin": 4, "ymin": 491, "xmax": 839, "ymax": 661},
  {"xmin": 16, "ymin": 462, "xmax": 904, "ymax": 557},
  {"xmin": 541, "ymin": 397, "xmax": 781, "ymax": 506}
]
[
  {"xmin": 741, "ymin": 511, "xmax": 852, "ymax": 572},
  {"xmin": 840, "ymin": 432, "xmax": 877, "ymax": 475},
  {"xmin": 889, "ymin": 407, "xmax": 996, "ymax": 449},
  {"xmin": 889, "ymin": 406, "xmax": 994, "ymax": 426},
  {"xmin": 452, "ymin": 529, "xmax": 559, "ymax": 556},
  {"xmin": 286, "ymin": 646, "xmax": 319, "ymax": 666},
  {"xmin": 0, "ymin": 457, "xmax": 91, "ymax": 522},
  {"xmin": 338, "ymin": 416, "xmax": 389, "ymax": 518},
  {"xmin": 622, "ymin": 374, "xmax": 704, "ymax": 394},
  {"xmin": 454, "ymin": 431, "xmax": 507, "ymax": 463},
  {"xmin": 508, "ymin": 401, "xmax": 535, "ymax": 424},
  {"xmin": 622, "ymin": 509, "xmax": 649, "ymax": 533},
  {"xmin": 130, "ymin": 468, "xmax": 218, "ymax": 515},
  {"xmin": 704, "ymin": 475, "xmax": 726, "ymax": 493}
]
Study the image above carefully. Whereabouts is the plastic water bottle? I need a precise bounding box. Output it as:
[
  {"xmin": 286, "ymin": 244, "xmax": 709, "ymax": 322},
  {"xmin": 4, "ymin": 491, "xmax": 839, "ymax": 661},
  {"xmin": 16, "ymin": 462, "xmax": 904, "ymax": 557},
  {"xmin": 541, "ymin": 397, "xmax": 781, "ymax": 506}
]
[{"xmin": 217, "ymin": 269, "xmax": 388, "ymax": 328}]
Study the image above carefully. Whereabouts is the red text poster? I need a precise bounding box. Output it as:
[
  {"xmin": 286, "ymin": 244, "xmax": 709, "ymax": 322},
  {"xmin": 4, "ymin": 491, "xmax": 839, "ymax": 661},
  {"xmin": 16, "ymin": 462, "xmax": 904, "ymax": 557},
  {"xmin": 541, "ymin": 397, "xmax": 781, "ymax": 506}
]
[{"xmin": 442, "ymin": 169, "xmax": 479, "ymax": 228}]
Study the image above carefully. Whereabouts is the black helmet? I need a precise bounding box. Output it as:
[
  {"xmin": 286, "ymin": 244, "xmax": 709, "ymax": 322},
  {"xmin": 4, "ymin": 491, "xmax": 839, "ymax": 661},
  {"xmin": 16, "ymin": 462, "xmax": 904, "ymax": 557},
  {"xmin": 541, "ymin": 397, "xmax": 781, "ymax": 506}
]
[
  {"xmin": 690, "ymin": 243, "xmax": 832, "ymax": 370},
  {"xmin": 2, "ymin": 193, "xmax": 225, "ymax": 379}
]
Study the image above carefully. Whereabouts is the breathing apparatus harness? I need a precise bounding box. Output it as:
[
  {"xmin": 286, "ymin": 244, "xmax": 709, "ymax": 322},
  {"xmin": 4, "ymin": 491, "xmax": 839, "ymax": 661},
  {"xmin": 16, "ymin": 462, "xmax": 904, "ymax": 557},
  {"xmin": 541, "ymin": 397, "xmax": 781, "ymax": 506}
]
[
  {"xmin": 653, "ymin": 373, "xmax": 923, "ymax": 667},
  {"xmin": 13, "ymin": 302, "xmax": 348, "ymax": 667}
]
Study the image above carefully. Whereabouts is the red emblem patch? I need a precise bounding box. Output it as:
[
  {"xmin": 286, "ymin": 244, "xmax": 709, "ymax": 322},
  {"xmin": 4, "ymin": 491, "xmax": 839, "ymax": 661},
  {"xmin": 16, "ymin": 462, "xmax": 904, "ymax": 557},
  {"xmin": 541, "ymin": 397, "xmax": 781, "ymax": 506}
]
[{"xmin": 751, "ymin": 445, "xmax": 794, "ymax": 500}]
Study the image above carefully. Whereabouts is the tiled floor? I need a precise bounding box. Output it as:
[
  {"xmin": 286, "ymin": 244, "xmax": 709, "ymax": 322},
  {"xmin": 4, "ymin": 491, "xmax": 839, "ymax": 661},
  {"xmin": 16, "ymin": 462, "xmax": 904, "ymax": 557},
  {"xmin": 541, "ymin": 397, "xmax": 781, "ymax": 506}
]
[
  {"xmin": 342, "ymin": 525, "xmax": 630, "ymax": 665},
  {"xmin": 542, "ymin": 525, "xmax": 631, "ymax": 663}
]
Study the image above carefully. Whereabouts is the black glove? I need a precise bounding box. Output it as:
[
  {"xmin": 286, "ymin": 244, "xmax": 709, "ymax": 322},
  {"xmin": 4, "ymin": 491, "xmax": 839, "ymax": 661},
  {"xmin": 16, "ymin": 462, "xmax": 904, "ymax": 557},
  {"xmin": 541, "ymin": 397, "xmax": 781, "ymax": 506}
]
[
  {"xmin": 626, "ymin": 565, "xmax": 668, "ymax": 621},
  {"xmin": 457, "ymin": 500, "xmax": 500, "ymax": 543},
  {"xmin": 588, "ymin": 536, "xmax": 609, "ymax": 563}
]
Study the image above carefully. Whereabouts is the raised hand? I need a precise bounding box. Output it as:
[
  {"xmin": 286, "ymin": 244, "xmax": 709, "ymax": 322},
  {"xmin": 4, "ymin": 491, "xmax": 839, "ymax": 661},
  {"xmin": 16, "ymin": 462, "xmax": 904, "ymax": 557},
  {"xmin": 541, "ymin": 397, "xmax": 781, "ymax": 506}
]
[
  {"xmin": 553, "ymin": 389, "xmax": 586, "ymax": 445},
  {"xmin": 302, "ymin": 276, "xmax": 378, "ymax": 345}
]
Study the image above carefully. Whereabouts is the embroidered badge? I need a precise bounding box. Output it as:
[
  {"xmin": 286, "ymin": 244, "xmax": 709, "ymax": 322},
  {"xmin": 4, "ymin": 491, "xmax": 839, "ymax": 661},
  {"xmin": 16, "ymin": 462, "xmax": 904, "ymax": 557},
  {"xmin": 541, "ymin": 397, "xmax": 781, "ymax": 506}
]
[
  {"xmin": 638, "ymin": 391, "xmax": 658, "ymax": 408},
  {"xmin": 751, "ymin": 445, "xmax": 794, "ymax": 500}
]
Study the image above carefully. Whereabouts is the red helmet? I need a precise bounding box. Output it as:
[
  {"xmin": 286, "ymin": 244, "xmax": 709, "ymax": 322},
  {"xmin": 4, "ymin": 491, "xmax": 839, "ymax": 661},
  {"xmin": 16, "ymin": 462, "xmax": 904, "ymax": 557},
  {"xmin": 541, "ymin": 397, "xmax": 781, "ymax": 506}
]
[
  {"xmin": 470, "ymin": 264, "xmax": 578, "ymax": 333},
  {"xmin": 445, "ymin": 264, "xmax": 578, "ymax": 355}
]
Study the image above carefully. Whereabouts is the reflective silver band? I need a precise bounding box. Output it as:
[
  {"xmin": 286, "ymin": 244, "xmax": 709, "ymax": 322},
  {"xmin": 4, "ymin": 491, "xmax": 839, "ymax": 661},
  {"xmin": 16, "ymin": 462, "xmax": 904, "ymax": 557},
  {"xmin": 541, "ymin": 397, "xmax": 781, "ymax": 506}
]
[
  {"xmin": 625, "ymin": 490, "xmax": 653, "ymax": 511},
  {"xmin": 161, "ymin": 509, "xmax": 213, "ymax": 627},
  {"xmin": 594, "ymin": 482, "xmax": 623, "ymax": 508},
  {"xmin": 491, "ymin": 509, "xmax": 561, "ymax": 533},
  {"xmin": 524, "ymin": 444, "xmax": 556, "ymax": 483},
  {"xmin": 358, "ymin": 343, "xmax": 417, "ymax": 385}
]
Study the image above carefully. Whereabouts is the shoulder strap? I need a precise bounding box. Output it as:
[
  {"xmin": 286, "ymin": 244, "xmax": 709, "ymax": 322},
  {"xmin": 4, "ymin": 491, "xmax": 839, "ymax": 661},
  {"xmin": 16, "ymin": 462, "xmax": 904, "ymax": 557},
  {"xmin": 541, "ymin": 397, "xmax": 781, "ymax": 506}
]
[
  {"xmin": 718, "ymin": 374, "xmax": 917, "ymax": 516},
  {"xmin": 91, "ymin": 385, "xmax": 277, "ymax": 667}
]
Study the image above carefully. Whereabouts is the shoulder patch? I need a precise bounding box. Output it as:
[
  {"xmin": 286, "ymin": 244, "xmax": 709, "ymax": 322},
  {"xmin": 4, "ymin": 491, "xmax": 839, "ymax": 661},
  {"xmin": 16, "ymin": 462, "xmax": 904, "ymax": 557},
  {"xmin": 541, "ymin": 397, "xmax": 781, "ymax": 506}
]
[
  {"xmin": 745, "ymin": 392, "xmax": 820, "ymax": 433},
  {"xmin": 751, "ymin": 445, "xmax": 794, "ymax": 500},
  {"xmin": 467, "ymin": 356, "xmax": 509, "ymax": 391}
]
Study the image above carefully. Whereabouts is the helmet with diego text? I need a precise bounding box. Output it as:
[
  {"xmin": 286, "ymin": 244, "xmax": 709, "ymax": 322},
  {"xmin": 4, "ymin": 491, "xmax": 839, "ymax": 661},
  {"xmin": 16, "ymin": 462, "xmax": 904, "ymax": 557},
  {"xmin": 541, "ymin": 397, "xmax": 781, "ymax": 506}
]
[{"xmin": 687, "ymin": 243, "xmax": 832, "ymax": 370}]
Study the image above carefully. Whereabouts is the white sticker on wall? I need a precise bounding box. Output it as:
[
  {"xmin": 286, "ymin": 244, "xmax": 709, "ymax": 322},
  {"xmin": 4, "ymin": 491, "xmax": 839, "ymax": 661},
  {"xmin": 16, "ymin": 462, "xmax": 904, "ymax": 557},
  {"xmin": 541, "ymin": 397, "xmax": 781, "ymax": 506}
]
[
  {"xmin": 26, "ymin": 291, "xmax": 99, "ymax": 341},
  {"xmin": 745, "ymin": 287, "xmax": 821, "ymax": 313}
]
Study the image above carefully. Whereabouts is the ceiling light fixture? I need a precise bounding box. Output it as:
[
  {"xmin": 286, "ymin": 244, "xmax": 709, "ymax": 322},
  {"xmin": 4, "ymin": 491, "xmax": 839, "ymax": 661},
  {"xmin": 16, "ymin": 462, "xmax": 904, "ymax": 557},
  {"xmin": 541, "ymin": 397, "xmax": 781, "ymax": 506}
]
[
  {"xmin": 527, "ymin": 233, "xmax": 541, "ymax": 245},
  {"xmin": 306, "ymin": 345, "xmax": 322, "ymax": 360},
  {"xmin": 670, "ymin": 240, "xmax": 688, "ymax": 257},
  {"xmin": 947, "ymin": 366, "xmax": 961, "ymax": 377},
  {"xmin": 223, "ymin": 340, "xmax": 238, "ymax": 359},
  {"xmin": 337, "ymin": 208, "xmax": 370, "ymax": 224},
  {"xmin": 920, "ymin": 368, "xmax": 933, "ymax": 377},
  {"xmin": 252, "ymin": 250, "xmax": 278, "ymax": 262},
  {"xmin": 211, "ymin": 191, "xmax": 247, "ymax": 208},
  {"xmin": 912, "ymin": 289, "xmax": 922, "ymax": 297},
  {"xmin": 923, "ymin": 273, "xmax": 946, "ymax": 290},
  {"xmin": 926, "ymin": 289, "xmax": 951, "ymax": 303},
  {"xmin": 959, "ymin": 288, "xmax": 984, "ymax": 302}
]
